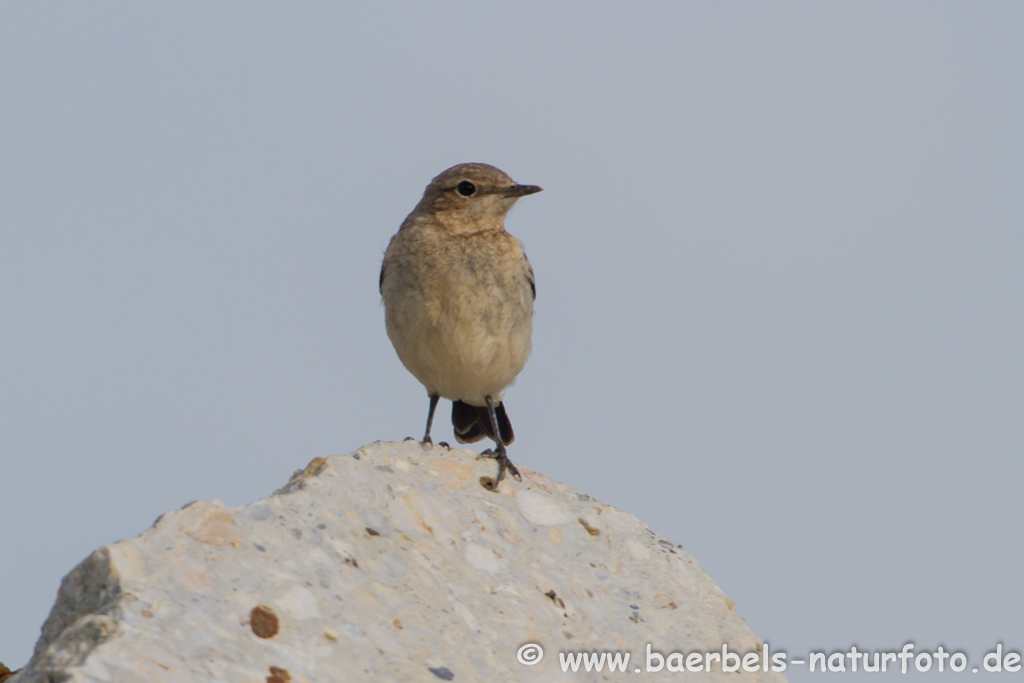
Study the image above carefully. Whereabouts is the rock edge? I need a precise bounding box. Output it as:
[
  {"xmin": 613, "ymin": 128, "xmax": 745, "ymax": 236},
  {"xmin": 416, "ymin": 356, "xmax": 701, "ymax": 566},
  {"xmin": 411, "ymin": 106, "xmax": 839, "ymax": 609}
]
[{"xmin": 12, "ymin": 441, "xmax": 785, "ymax": 682}]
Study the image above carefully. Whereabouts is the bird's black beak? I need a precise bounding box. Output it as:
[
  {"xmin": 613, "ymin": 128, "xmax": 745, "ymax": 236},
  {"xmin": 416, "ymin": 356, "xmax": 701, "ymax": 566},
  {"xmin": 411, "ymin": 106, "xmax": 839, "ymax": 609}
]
[{"xmin": 503, "ymin": 184, "xmax": 543, "ymax": 198}]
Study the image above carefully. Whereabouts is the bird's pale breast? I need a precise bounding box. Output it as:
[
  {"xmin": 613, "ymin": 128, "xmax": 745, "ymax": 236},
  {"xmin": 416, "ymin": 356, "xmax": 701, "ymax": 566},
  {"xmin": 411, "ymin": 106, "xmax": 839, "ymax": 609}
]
[{"xmin": 382, "ymin": 225, "xmax": 533, "ymax": 404}]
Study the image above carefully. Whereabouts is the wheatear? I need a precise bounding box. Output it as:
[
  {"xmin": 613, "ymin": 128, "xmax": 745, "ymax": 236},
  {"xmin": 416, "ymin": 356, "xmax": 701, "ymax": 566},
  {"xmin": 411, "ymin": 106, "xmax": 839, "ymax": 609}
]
[{"xmin": 380, "ymin": 163, "xmax": 541, "ymax": 488}]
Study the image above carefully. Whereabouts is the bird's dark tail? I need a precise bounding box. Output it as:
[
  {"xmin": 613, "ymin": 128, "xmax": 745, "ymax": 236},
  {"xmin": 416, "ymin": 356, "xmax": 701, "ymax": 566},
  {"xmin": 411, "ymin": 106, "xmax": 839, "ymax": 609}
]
[{"xmin": 452, "ymin": 400, "xmax": 514, "ymax": 446}]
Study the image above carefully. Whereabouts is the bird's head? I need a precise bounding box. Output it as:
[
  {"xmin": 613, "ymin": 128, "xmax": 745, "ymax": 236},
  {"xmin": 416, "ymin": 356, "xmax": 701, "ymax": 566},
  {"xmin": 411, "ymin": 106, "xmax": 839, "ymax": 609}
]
[{"xmin": 415, "ymin": 163, "xmax": 542, "ymax": 232}]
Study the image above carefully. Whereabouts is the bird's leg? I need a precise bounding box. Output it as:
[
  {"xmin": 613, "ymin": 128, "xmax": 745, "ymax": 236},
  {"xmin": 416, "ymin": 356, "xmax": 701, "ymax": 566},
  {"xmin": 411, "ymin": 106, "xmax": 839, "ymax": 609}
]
[
  {"xmin": 484, "ymin": 395, "xmax": 521, "ymax": 484},
  {"xmin": 422, "ymin": 393, "xmax": 440, "ymax": 445}
]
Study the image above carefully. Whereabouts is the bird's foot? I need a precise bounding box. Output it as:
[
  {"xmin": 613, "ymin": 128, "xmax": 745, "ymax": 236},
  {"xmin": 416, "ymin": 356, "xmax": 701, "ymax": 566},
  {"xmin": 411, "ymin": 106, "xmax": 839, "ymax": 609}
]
[
  {"xmin": 438, "ymin": 441, "xmax": 450, "ymax": 449},
  {"xmin": 478, "ymin": 448, "xmax": 522, "ymax": 491},
  {"xmin": 497, "ymin": 453, "xmax": 522, "ymax": 483}
]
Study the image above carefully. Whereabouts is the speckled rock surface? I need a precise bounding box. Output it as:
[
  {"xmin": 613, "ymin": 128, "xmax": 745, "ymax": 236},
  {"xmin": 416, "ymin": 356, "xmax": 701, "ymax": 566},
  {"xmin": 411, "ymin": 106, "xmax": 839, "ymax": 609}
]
[{"xmin": 14, "ymin": 441, "xmax": 786, "ymax": 682}]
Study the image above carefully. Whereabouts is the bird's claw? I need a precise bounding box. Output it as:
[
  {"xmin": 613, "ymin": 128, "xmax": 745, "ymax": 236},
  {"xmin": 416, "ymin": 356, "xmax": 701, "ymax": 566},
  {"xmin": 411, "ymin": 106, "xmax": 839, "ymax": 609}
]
[{"xmin": 477, "ymin": 448, "xmax": 520, "ymax": 490}]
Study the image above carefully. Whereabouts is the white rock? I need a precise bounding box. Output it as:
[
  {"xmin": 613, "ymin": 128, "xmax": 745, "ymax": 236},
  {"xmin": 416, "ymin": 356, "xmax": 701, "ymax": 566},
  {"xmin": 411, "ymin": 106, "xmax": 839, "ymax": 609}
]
[
  {"xmin": 11, "ymin": 441, "xmax": 787, "ymax": 682},
  {"xmin": 464, "ymin": 544, "xmax": 505, "ymax": 574}
]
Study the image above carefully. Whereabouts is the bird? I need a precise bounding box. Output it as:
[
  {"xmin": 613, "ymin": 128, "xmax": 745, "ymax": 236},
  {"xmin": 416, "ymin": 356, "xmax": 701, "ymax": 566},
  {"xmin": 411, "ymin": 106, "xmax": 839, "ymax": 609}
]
[{"xmin": 380, "ymin": 163, "xmax": 541, "ymax": 488}]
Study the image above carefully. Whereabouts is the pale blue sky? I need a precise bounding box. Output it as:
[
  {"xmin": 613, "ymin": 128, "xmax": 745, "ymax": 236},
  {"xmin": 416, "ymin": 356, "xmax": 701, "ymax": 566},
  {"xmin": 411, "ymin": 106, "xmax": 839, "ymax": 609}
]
[{"xmin": 2, "ymin": 3, "xmax": 1022, "ymax": 679}]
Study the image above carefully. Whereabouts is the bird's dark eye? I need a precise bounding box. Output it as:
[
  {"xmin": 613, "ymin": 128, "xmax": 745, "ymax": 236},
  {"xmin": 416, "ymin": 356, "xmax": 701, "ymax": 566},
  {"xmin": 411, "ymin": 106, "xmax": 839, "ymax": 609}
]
[{"xmin": 456, "ymin": 180, "xmax": 476, "ymax": 197}]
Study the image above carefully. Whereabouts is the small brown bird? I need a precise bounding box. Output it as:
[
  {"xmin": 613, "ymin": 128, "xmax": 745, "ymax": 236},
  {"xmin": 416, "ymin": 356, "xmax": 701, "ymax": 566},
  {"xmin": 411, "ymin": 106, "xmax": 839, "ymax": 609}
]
[{"xmin": 380, "ymin": 163, "xmax": 541, "ymax": 487}]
